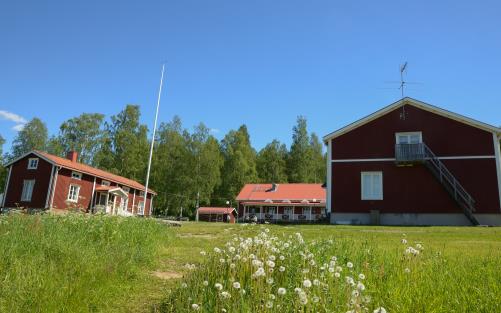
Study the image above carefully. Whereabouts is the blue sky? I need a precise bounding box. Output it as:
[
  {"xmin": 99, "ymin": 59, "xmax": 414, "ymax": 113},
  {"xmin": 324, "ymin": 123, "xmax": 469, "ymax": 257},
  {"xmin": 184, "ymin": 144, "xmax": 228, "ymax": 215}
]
[{"xmin": 1, "ymin": 0, "xmax": 500, "ymax": 152}]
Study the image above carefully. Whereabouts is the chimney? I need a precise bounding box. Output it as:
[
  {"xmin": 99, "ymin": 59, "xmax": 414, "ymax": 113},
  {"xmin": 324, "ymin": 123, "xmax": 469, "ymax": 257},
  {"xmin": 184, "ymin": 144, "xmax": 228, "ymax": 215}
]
[{"xmin": 66, "ymin": 151, "xmax": 78, "ymax": 162}]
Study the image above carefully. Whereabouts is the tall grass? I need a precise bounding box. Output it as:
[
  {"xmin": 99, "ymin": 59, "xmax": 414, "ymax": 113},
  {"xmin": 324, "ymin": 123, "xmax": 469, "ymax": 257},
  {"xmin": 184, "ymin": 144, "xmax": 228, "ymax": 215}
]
[
  {"xmin": 0, "ymin": 213, "xmax": 171, "ymax": 312},
  {"xmin": 159, "ymin": 225, "xmax": 501, "ymax": 313}
]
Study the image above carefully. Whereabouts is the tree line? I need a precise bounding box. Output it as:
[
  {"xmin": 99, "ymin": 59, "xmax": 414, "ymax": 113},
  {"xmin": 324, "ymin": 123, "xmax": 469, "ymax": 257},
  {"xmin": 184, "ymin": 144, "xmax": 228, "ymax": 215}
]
[{"xmin": 0, "ymin": 104, "xmax": 326, "ymax": 217}]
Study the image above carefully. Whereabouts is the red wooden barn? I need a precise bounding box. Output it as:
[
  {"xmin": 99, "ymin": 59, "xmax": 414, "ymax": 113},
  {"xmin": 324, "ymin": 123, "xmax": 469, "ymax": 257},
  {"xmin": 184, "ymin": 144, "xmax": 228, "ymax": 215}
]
[
  {"xmin": 236, "ymin": 183, "xmax": 326, "ymax": 223},
  {"xmin": 1, "ymin": 150, "xmax": 156, "ymax": 216},
  {"xmin": 323, "ymin": 97, "xmax": 501, "ymax": 226}
]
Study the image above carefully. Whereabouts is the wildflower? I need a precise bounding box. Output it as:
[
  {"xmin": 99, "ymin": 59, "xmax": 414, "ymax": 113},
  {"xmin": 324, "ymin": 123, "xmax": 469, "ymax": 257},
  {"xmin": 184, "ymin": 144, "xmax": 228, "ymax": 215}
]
[
  {"xmin": 357, "ymin": 282, "xmax": 365, "ymax": 291},
  {"xmin": 334, "ymin": 272, "xmax": 341, "ymax": 278},
  {"xmin": 269, "ymin": 255, "xmax": 276, "ymax": 261},
  {"xmin": 278, "ymin": 288, "xmax": 286, "ymax": 295},
  {"xmin": 228, "ymin": 246, "xmax": 235, "ymax": 253},
  {"xmin": 181, "ymin": 283, "xmax": 188, "ymax": 288},
  {"xmin": 313, "ymin": 279, "xmax": 320, "ymax": 286},
  {"xmin": 233, "ymin": 282, "xmax": 241, "ymax": 289},
  {"xmin": 328, "ymin": 267, "xmax": 335, "ymax": 273},
  {"xmin": 358, "ymin": 273, "xmax": 366, "ymax": 280},
  {"xmin": 336, "ymin": 266, "xmax": 343, "ymax": 272},
  {"xmin": 404, "ymin": 268, "xmax": 411, "ymax": 273},
  {"xmin": 401, "ymin": 239, "xmax": 407, "ymax": 244},
  {"xmin": 303, "ymin": 279, "xmax": 312, "ymax": 288},
  {"xmin": 215, "ymin": 283, "xmax": 223, "ymax": 290},
  {"xmin": 200, "ymin": 251, "xmax": 207, "ymax": 256},
  {"xmin": 416, "ymin": 243, "xmax": 423, "ymax": 250},
  {"xmin": 279, "ymin": 266, "xmax": 286, "ymax": 272},
  {"xmin": 352, "ymin": 290, "xmax": 360, "ymax": 297},
  {"xmin": 294, "ymin": 287, "xmax": 302, "ymax": 293},
  {"xmin": 345, "ymin": 276, "xmax": 355, "ymax": 286},
  {"xmin": 203, "ymin": 280, "xmax": 209, "ymax": 286},
  {"xmin": 374, "ymin": 308, "xmax": 387, "ymax": 313},
  {"xmin": 302, "ymin": 268, "xmax": 310, "ymax": 274},
  {"xmin": 309, "ymin": 259, "xmax": 316, "ymax": 266},
  {"xmin": 267, "ymin": 278, "xmax": 274, "ymax": 285},
  {"xmin": 267, "ymin": 260, "xmax": 276, "ymax": 268},
  {"xmin": 220, "ymin": 291, "xmax": 231, "ymax": 299},
  {"xmin": 269, "ymin": 294, "xmax": 276, "ymax": 300},
  {"xmin": 347, "ymin": 262, "xmax": 353, "ymax": 269},
  {"xmin": 191, "ymin": 304, "xmax": 200, "ymax": 310},
  {"xmin": 219, "ymin": 258, "xmax": 225, "ymax": 264},
  {"xmin": 230, "ymin": 263, "xmax": 236, "ymax": 269},
  {"xmin": 214, "ymin": 247, "xmax": 221, "ymax": 253},
  {"xmin": 298, "ymin": 291, "xmax": 308, "ymax": 305},
  {"xmin": 266, "ymin": 301, "xmax": 273, "ymax": 308},
  {"xmin": 254, "ymin": 267, "xmax": 265, "ymax": 277}
]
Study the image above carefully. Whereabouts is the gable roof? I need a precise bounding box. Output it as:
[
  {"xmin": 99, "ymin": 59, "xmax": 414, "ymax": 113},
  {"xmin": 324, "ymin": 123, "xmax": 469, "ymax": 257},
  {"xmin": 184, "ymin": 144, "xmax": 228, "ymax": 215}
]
[
  {"xmin": 6, "ymin": 150, "xmax": 156, "ymax": 195},
  {"xmin": 323, "ymin": 97, "xmax": 501, "ymax": 142},
  {"xmin": 197, "ymin": 207, "xmax": 236, "ymax": 214},
  {"xmin": 236, "ymin": 184, "xmax": 325, "ymax": 201}
]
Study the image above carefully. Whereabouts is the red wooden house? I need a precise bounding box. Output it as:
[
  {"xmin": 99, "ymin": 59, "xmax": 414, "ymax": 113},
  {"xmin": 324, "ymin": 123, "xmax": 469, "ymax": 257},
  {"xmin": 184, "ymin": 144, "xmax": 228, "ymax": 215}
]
[
  {"xmin": 1, "ymin": 150, "xmax": 156, "ymax": 216},
  {"xmin": 236, "ymin": 183, "xmax": 326, "ymax": 223},
  {"xmin": 323, "ymin": 97, "xmax": 501, "ymax": 225}
]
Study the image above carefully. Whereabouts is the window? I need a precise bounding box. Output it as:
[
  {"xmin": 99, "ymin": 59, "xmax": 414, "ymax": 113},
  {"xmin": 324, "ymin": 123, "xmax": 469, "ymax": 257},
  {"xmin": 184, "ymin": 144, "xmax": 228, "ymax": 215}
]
[
  {"xmin": 138, "ymin": 201, "xmax": 144, "ymax": 215},
  {"xmin": 21, "ymin": 180, "xmax": 35, "ymax": 201},
  {"xmin": 67, "ymin": 185, "xmax": 80, "ymax": 202},
  {"xmin": 361, "ymin": 172, "xmax": 383, "ymax": 200},
  {"xmin": 122, "ymin": 186, "xmax": 130, "ymax": 193},
  {"xmin": 395, "ymin": 132, "xmax": 422, "ymax": 144},
  {"xmin": 101, "ymin": 180, "xmax": 110, "ymax": 186},
  {"xmin": 139, "ymin": 191, "xmax": 145, "ymax": 197},
  {"xmin": 27, "ymin": 158, "xmax": 39, "ymax": 169},
  {"xmin": 98, "ymin": 193, "xmax": 107, "ymax": 205},
  {"xmin": 71, "ymin": 171, "xmax": 82, "ymax": 180}
]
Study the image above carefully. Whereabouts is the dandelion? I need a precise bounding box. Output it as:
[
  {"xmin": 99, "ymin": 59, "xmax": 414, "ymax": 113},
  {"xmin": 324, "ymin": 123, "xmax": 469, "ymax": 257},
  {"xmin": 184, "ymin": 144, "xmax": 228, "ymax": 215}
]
[
  {"xmin": 334, "ymin": 272, "xmax": 341, "ymax": 278},
  {"xmin": 279, "ymin": 266, "xmax": 286, "ymax": 272},
  {"xmin": 298, "ymin": 291, "xmax": 308, "ymax": 305},
  {"xmin": 401, "ymin": 239, "xmax": 408, "ymax": 244},
  {"xmin": 278, "ymin": 288, "xmax": 286, "ymax": 295},
  {"xmin": 267, "ymin": 277, "xmax": 274, "ymax": 285},
  {"xmin": 269, "ymin": 294, "xmax": 276, "ymax": 300},
  {"xmin": 313, "ymin": 296, "xmax": 320, "ymax": 303},
  {"xmin": 267, "ymin": 260, "xmax": 276, "ymax": 268},
  {"xmin": 200, "ymin": 251, "xmax": 207, "ymax": 256},
  {"xmin": 191, "ymin": 303, "xmax": 200, "ymax": 310},
  {"xmin": 313, "ymin": 279, "xmax": 320, "ymax": 286},
  {"xmin": 279, "ymin": 255, "xmax": 285, "ymax": 261},
  {"xmin": 358, "ymin": 273, "xmax": 366, "ymax": 280},
  {"xmin": 254, "ymin": 267, "xmax": 265, "ymax": 277},
  {"xmin": 294, "ymin": 287, "xmax": 302, "ymax": 293},
  {"xmin": 328, "ymin": 267, "xmax": 335, "ymax": 273},
  {"xmin": 352, "ymin": 290, "xmax": 360, "ymax": 297},
  {"xmin": 220, "ymin": 291, "xmax": 231, "ymax": 299},
  {"xmin": 214, "ymin": 247, "xmax": 221, "ymax": 253},
  {"xmin": 374, "ymin": 308, "xmax": 387, "ymax": 313},
  {"xmin": 303, "ymin": 279, "xmax": 312, "ymax": 288},
  {"xmin": 215, "ymin": 283, "xmax": 223, "ymax": 290},
  {"xmin": 233, "ymin": 282, "xmax": 241, "ymax": 289},
  {"xmin": 404, "ymin": 268, "xmax": 411, "ymax": 273},
  {"xmin": 181, "ymin": 283, "xmax": 188, "ymax": 288},
  {"xmin": 266, "ymin": 301, "xmax": 273, "ymax": 308},
  {"xmin": 357, "ymin": 282, "xmax": 365, "ymax": 291},
  {"xmin": 416, "ymin": 243, "xmax": 423, "ymax": 250},
  {"xmin": 347, "ymin": 262, "xmax": 354, "ymax": 269},
  {"xmin": 219, "ymin": 258, "xmax": 225, "ymax": 264},
  {"xmin": 230, "ymin": 263, "xmax": 236, "ymax": 269}
]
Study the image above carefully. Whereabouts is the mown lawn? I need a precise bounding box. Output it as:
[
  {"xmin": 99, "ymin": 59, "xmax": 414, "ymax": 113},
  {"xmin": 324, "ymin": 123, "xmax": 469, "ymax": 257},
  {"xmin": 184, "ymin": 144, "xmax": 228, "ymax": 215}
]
[{"xmin": 0, "ymin": 215, "xmax": 500, "ymax": 312}]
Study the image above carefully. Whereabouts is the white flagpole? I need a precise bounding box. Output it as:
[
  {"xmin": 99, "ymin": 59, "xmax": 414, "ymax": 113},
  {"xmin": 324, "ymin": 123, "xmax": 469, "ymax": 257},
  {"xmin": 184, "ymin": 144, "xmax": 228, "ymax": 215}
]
[{"xmin": 144, "ymin": 64, "xmax": 165, "ymax": 216}]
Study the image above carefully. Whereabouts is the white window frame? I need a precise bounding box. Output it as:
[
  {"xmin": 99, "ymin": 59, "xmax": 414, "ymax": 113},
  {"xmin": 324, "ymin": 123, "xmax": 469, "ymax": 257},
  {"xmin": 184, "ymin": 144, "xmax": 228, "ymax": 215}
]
[
  {"xmin": 71, "ymin": 171, "xmax": 82, "ymax": 180},
  {"xmin": 101, "ymin": 180, "xmax": 110, "ymax": 186},
  {"xmin": 21, "ymin": 180, "xmax": 36, "ymax": 201},
  {"xmin": 67, "ymin": 184, "xmax": 80, "ymax": 203},
  {"xmin": 395, "ymin": 132, "xmax": 422, "ymax": 144},
  {"xmin": 361, "ymin": 171, "xmax": 383, "ymax": 200},
  {"xmin": 122, "ymin": 186, "xmax": 130, "ymax": 193},
  {"xmin": 138, "ymin": 201, "xmax": 145, "ymax": 215},
  {"xmin": 27, "ymin": 158, "xmax": 39, "ymax": 170}
]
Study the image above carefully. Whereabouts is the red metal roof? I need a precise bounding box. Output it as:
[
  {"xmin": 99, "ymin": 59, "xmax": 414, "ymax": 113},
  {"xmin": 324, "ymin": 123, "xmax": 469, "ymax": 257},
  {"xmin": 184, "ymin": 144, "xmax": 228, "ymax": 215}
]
[
  {"xmin": 34, "ymin": 150, "xmax": 156, "ymax": 195},
  {"xmin": 236, "ymin": 184, "xmax": 325, "ymax": 201},
  {"xmin": 240, "ymin": 201, "xmax": 325, "ymax": 207},
  {"xmin": 197, "ymin": 207, "xmax": 236, "ymax": 214}
]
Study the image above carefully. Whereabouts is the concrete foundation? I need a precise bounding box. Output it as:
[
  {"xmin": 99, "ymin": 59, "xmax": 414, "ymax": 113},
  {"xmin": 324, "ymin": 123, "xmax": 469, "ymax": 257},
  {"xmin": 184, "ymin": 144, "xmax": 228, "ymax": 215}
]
[{"xmin": 331, "ymin": 212, "xmax": 501, "ymax": 226}]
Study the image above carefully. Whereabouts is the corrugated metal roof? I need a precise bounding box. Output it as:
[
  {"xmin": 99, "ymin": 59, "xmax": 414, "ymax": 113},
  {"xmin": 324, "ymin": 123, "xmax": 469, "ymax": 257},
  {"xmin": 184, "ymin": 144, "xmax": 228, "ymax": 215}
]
[
  {"xmin": 197, "ymin": 207, "xmax": 236, "ymax": 214},
  {"xmin": 236, "ymin": 184, "xmax": 325, "ymax": 201}
]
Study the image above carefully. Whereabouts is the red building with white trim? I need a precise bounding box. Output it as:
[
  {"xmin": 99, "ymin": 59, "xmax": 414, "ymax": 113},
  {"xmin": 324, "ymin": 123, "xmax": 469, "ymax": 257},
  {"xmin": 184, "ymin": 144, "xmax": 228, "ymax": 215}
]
[
  {"xmin": 196, "ymin": 207, "xmax": 237, "ymax": 223},
  {"xmin": 1, "ymin": 150, "xmax": 156, "ymax": 216},
  {"xmin": 236, "ymin": 183, "xmax": 326, "ymax": 223},
  {"xmin": 323, "ymin": 97, "xmax": 501, "ymax": 225}
]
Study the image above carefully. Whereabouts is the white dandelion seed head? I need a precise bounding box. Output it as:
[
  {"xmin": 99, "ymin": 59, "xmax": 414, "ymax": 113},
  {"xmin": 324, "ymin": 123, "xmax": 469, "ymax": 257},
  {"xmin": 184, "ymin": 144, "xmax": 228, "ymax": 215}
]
[
  {"xmin": 347, "ymin": 262, "xmax": 354, "ymax": 269},
  {"xmin": 357, "ymin": 282, "xmax": 365, "ymax": 291},
  {"xmin": 374, "ymin": 308, "xmax": 387, "ymax": 313},
  {"xmin": 279, "ymin": 266, "xmax": 286, "ymax": 272},
  {"xmin": 294, "ymin": 287, "xmax": 302, "ymax": 293},
  {"xmin": 214, "ymin": 247, "xmax": 221, "ymax": 253},
  {"xmin": 233, "ymin": 282, "xmax": 241, "ymax": 289},
  {"xmin": 313, "ymin": 279, "xmax": 320, "ymax": 286},
  {"xmin": 267, "ymin": 260, "xmax": 276, "ymax": 268},
  {"xmin": 404, "ymin": 268, "xmax": 411, "ymax": 273},
  {"xmin": 191, "ymin": 303, "xmax": 200, "ymax": 310},
  {"xmin": 181, "ymin": 283, "xmax": 188, "ymax": 288},
  {"xmin": 215, "ymin": 283, "xmax": 223, "ymax": 290},
  {"xmin": 200, "ymin": 251, "xmax": 206, "ymax": 256},
  {"xmin": 278, "ymin": 287, "xmax": 286, "ymax": 295},
  {"xmin": 358, "ymin": 273, "xmax": 366, "ymax": 280},
  {"xmin": 203, "ymin": 280, "xmax": 209, "ymax": 286},
  {"xmin": 334, "ymin": 272, "xmax": 341, "ymax": 278},
  {"xmin": 401, "ymin": 239, "xmax": 408, "ymax": 244},
  {"xmin": 220, "ymin": 291, "xmax": 231, "ymax": 299},
  {"xmin": 266, "ymin": 278, "xmax": 274, "ymax": 285},
  {"xmin": 303, "ymin": 279, "xmax": 312, "ymax": 288},
  {"xmin": 266, "ymin": 301, "xmax": 273, "ymax": 308}
]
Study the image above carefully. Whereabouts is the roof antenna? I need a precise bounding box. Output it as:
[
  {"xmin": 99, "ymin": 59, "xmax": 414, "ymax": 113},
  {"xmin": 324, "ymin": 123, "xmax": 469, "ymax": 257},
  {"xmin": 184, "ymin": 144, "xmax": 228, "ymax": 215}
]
[{"xmin": 400, "ymin": 61, "xmax": 408, "ymax": 99}]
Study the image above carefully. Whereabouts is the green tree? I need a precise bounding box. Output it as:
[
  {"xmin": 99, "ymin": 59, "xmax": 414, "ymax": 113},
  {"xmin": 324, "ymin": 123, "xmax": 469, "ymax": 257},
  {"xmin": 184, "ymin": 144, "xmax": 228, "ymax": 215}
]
[
  {"xmin": 151, "ymin": 116, "xmax": 193, "ymax": 216},
  {"xmin": 287, "ymin": 116, "xmax": 312, "ymax": 182},
  {"xmin": 94, "ymin": 105, "xmax": 149, "ymax": 182},
  {"xmin": 10, "ymin": 118, "xmax": 48, "ymax": 158},
  {"xmin": 190, "ymin": 123, "xmax": 224, "ymax": 208},
  {"xmin": 256, "ymin": 139, "xmax": 288, "ymax": 183},
  {"xmin": 309, "ymin": 133, "xmax": 326, "ymax": 183},
  {"xmin": 218, "ymin": 125, "xmax": 258, "ymax": 202},
  {"xmin": 55, "ymin": 113, "xmax": 105, "ymax": 164}
]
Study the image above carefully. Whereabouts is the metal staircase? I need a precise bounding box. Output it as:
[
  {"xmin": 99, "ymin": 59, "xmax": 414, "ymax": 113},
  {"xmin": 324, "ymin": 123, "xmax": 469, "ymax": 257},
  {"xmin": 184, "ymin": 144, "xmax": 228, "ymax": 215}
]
[{"xmin": 395, "ymin": 143, "xmax": 479, "ymax": 225}]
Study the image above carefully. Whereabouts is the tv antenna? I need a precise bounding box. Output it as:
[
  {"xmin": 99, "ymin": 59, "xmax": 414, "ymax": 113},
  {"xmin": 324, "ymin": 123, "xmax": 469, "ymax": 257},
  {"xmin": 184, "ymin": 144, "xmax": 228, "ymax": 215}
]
[{"xmin": 399, "ymin": 61, "xmax": 408, "ymax": 98}]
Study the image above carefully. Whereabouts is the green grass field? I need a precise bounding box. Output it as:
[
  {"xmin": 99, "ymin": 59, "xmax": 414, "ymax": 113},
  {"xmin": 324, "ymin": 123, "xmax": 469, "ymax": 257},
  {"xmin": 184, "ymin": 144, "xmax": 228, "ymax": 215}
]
[{"xmin": 1, "ymin": 215, "xmax": 500, "ymax": 312}]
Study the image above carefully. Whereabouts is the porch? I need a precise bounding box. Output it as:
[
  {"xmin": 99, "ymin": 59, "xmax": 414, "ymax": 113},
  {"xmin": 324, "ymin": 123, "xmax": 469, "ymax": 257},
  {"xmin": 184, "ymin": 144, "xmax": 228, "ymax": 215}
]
[
  {"xmin": 240, "ymin": 202, "xmax": 327, "ymax": 223},
  {"xmin": 92, "ymin": 186, "xmax": 132, "ymax": 216}
]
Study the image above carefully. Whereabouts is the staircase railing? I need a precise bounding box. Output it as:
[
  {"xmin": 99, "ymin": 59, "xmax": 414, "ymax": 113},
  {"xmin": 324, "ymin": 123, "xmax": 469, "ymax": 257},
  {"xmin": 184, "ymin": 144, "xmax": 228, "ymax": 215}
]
[{"xmin": 395, "ymin": 143, "xmax": 479, "ymax": 225}]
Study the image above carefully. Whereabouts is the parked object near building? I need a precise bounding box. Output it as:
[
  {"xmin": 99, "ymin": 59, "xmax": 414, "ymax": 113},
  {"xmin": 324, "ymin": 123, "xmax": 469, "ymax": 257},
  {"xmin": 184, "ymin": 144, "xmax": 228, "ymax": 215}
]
[
  {"xmin": 1, "ymin": 150, "xmax": 156, "ymax": 216},
  {"xmin": 323, "ymin": 97, "xmax": 501, "ymax": 226},
  {"xmin": 196, "ymin": 207, "xmax": 236, "ymax": 223},
  {"xmin": 236, "ymin": 183, "xmax": 326, "ymax": 223}
]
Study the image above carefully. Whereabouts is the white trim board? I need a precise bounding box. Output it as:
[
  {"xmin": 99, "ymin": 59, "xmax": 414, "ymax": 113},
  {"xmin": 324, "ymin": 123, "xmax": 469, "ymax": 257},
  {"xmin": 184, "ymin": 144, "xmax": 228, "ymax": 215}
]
[
  {"xmin": 493, "ymin": 133, "xmax": 501, "ymax": 212},
  {"xmin": 323, "ymin": 97, "xmax": 501, "ymax": 142},
  {"xmin": 332, "ymin": 155, "xmax": 496, "ymax": 162}
]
